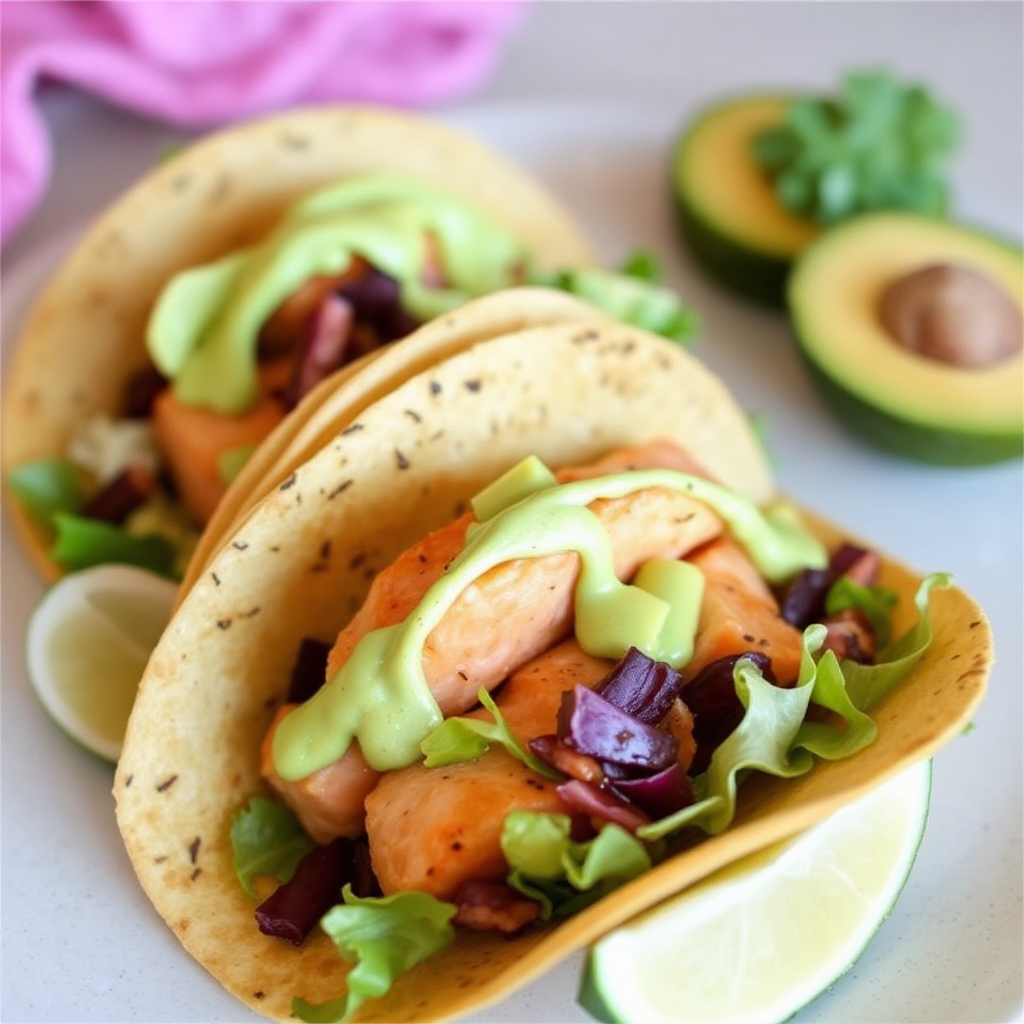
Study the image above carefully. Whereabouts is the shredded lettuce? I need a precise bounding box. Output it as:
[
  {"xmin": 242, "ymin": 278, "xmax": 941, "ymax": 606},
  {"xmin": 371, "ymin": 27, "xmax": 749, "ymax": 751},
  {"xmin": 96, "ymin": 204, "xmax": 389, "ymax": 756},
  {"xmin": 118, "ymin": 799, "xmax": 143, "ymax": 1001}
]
[
  {"xmin": 293, "ymin": 887, "xmax": 456, "ymax": 1023},
  {"xmin": 502, "ymin": 811, "xmax": 652, "ymax": 919},
  {"xmin": 638, "ymin": 572, "xmax": 949, "ymax": 841},
  {"xmin": 6, "ymin": 458, "xmax": 85, "ymax": 525},
  {"xmin": 230, "ymin": 797, "xmax": 315, "ymax": 898},
  {"xmin": 50, "ymin": 512, "xmax": 178, "ymax": 578},
  {"xmin": 531, "ymin": 250, "xmax": 701, "ymax": 345},
  {"xmin": 421, "ymin": 686, "xmax": 561, "ymax": 780},
  {"xmin": 232, "ymin": 562, "xmax": 950, "ymax": 1017}
]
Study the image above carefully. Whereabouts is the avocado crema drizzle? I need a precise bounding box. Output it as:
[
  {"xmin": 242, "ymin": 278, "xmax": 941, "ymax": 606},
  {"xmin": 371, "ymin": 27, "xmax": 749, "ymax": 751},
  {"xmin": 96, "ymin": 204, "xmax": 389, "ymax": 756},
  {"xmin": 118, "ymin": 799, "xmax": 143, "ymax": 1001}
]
[
  {"xmin": 271, "ymin": 458, "xmax": 828, "ymax": 781},
  {"xmin": 146, "ymin": 175, "xmax": 530, "ymax": 415}
]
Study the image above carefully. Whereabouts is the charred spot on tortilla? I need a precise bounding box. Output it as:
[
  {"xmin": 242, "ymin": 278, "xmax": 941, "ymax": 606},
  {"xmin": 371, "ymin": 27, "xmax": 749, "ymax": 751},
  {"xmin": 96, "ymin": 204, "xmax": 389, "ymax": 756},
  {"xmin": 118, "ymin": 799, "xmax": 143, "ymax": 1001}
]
[
  {"xmin": 395, "ymin": 450, "xmax": 410, "ymax": 470},
  {"xmin": 279, "ymin": 473, "xmax": 298, "ymax": 491},
  {"xmin": 327, "ymin": 479, "xmax": 354, "ymax": 500},
  {"xmin": 463, "ymin": 379, "xmax": 483, "ymax": 392},
  {"xmin": 231, "ymin": 540, "xmax": 249, "ymax": 550},
  {"xmin": 217, "ymin": 619, "xmax": 233, "ymax": 630},
  {"xmin": 211, "ymin": 571, "xmax": 221, "ymax": 586},
  {"xmin": 429, "ymin": 380, "xmax": 443, "ymax": 396},
  {"xmin": 188, "ymin": 837, "xmax": 201, "ymax": 864},
  {"xmin": 341, "ymin": 423, "xmax": 365, "ymax": 436},
  {"xmin": 155, "ymin": 775, "xmax": 178, "ymax": 793},
  {"xmin": 404, "ymin": 409, "xmax": 423, "ymax": 423}
]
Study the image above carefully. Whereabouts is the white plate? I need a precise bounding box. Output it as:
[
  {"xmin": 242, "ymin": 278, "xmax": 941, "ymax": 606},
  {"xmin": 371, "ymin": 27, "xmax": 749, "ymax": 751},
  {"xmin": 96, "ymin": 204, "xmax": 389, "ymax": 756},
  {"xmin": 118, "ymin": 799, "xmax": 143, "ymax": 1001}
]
[{"xmin": 2, "ymin": 101, "xmax": 1021, "ymax": 1024}]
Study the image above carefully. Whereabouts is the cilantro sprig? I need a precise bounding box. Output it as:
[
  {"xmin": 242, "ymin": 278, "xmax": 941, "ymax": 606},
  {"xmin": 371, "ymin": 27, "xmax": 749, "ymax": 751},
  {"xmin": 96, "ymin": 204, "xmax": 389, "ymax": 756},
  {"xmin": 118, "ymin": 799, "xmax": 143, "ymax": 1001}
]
[{"xmin": 752, "ymin": 67, "xmax": 961, "ymax": 225}]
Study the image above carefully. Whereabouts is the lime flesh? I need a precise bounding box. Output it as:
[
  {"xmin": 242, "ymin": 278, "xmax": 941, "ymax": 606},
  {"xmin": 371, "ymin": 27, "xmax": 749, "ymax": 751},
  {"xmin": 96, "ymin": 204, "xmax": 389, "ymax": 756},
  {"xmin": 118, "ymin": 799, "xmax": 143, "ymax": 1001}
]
[
  {"xmin": 26, "ymin": 565, "xmax": 177, "ymax": 763},
  {"xmin": 579, "ymin": 760, "xmax": 932, "ymax": 1024}
]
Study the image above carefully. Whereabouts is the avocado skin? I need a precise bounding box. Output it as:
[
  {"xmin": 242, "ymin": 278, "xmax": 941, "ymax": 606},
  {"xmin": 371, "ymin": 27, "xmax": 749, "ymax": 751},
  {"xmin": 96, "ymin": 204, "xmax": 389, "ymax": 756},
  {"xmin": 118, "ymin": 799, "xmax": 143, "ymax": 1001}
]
[
  {"xmin": 798, "ymin": 352, "xmax": 1024, "ymax": 466},
  {"xmin": 673, "ymin": 188, "xmax": 791, "ymax": 308}
]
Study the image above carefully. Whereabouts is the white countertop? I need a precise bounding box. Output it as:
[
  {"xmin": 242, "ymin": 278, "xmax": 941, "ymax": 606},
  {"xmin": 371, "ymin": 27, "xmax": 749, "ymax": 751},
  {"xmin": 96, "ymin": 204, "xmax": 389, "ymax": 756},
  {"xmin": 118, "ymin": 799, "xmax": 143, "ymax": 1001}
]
[{"xmin": 2, "ymin": 4, "xmax": 1022, "ymax": 1024}]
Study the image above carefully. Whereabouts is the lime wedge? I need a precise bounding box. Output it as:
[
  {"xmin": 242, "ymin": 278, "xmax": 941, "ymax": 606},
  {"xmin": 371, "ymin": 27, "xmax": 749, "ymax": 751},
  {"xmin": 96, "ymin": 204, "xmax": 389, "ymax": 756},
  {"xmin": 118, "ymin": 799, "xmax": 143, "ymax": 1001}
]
[
  {"xmin": 579, "ymin": 760, "xmax": 932, "ymax": 1024},
  {"xmin": 26, "ymin": 564, "xmax": 177, "ymax": 763}
]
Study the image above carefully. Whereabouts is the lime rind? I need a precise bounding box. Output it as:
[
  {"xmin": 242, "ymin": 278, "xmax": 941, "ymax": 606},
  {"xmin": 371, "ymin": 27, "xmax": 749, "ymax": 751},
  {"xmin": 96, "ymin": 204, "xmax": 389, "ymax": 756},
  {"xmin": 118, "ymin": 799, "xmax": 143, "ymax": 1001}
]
[{"xmin": 579, "ymin": 760, "xmax": 932, "ymax": 1024}]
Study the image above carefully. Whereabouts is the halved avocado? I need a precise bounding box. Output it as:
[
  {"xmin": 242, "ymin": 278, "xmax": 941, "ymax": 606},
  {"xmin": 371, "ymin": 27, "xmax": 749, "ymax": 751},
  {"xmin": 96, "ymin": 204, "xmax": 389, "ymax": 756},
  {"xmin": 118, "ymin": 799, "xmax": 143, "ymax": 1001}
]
[
  {"xmin": 788, "ymin": 212, "xmax": 1023, "ymax": 465},
  {"xmin": 672, "ymin": 95, "xmax": 818, "ymax": 306}
]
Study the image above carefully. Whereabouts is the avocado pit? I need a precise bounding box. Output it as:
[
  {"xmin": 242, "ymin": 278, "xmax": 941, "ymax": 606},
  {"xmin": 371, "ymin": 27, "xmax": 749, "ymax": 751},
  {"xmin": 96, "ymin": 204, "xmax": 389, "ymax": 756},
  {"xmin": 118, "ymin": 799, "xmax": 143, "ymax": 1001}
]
[{"xmin": 879, "ymin": 262, "xmax": 1023, "ymax": 369}]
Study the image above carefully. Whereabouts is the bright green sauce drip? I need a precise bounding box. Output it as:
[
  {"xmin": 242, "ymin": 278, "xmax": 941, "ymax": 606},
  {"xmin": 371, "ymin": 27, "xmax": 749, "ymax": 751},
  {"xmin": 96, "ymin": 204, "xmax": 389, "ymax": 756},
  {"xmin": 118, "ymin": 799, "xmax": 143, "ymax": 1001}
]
[
  {"xmin": 146, "ymin": 174, "xmax": 529, "ymax": 415},
  {"xmin": 272, "ymin": 467, "xmax": 828, "ymax": 781}
]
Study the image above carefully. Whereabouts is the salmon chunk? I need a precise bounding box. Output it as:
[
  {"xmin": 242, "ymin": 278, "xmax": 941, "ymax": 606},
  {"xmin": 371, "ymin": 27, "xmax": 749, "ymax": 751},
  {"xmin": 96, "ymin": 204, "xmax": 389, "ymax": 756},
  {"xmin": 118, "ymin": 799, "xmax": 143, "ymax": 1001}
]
[
  {"xmin": 152, "ymin": 358, "xmax": 291, "ymax": 524},
  {"xmin": 263, "ymin": 442, "xmax": 724, "ymax": 842},
  {"xmin": 364, "ymin": 641, "xmax": 611, "ymax": 899},
  {"xmin": 684, "ymin": 536, "xmax": 804, "ymax": 686}
]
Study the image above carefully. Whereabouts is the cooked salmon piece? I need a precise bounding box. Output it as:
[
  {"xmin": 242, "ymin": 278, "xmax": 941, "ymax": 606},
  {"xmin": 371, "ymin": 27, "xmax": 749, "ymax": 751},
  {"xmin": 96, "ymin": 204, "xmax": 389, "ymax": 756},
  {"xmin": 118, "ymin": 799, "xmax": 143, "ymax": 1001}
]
[
  {"xmin": 684, "ymin": 535, "xmax": 804, "ymax": 686},
  {"xmin": 152, "ymin": 358, "xmax": 292, "ymax": 524},
  {"xmin": 364, "ymin": 641, "xmax": 611, "ymax": 899},
  {"xmin": 260, "ymin": 707, "xmax": 379, "ymax": 844},
  {"xmin": 264, "ymin": 442, "xmax": 724, "ymax": 842}
]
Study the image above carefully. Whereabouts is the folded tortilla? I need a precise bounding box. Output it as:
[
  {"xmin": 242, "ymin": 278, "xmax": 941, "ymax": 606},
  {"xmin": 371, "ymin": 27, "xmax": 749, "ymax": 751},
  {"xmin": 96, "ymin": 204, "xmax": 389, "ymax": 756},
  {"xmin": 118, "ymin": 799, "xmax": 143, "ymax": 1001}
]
[
  {"xmin": 1, "ymin": 105, "xmax": 599, "ymax": 582},
  {"xmin": 114, "ymin": 308, "xmax": 990, "ymax": 1023}
]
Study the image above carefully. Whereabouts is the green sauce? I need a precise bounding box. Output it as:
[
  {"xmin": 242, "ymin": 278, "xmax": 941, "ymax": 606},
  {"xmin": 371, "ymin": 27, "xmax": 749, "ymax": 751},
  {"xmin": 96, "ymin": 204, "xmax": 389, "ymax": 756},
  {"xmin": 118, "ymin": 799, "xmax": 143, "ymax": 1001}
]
[
  {"xmin": 146, "ymin": 175, "xmax": 530, "ymax": 415},
  {"xmin": 271, "ymin": 465, "xmax": 827, "ymax": 781}
]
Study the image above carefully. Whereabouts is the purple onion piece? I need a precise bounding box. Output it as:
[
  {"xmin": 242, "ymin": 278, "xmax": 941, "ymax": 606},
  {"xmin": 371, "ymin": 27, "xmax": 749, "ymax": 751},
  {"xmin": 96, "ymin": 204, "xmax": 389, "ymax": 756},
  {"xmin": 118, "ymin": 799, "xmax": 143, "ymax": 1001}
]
[
  {"xmin": 528, "ymin": 734, "xmax": 602, "ymax": 782},
  {"xmin": 122, "ymin": 363, "xmax": 168, "ymax": 419},
  {"xmin": 557, "ymin": 684, "xmax": 678, "ymax": 770},
  {"xmin": 255, "ymin": 837, "xmax": 356, "ymax": 946},
  {"xmin": 556, "ymin": 779, "xmax": 650, "ymax": 833},
  {"xmin": 286, "ymin": 295, "xmax": 355, "ymax": 408},
  {"xmin": 779, "ymin": 567, "xmax": 833, "ymax": 627},
  {"xmin": 287, "ymin": 638, "xmax": 333, "ymax": 704},
  {"xmin": 597, "ymin": 646, "xmax": 685, "ymax": 725},
  {"xmin": 611, "ymin": 761, "xmax": 694, "ymax": 819},
  {"xmin": 685, "ymin": 652, "xmax": 774, "ymax": 773},
  {"xmin": 337, "ymin": 265, "xmax": 402, "ymax": 321},
  {"xmin": 80, "ymin": 465, "xmax": 157, "ymax": 524},
  {"xmin": 780, "ymin": 543, "xmax": 878, "ymax": 627}
]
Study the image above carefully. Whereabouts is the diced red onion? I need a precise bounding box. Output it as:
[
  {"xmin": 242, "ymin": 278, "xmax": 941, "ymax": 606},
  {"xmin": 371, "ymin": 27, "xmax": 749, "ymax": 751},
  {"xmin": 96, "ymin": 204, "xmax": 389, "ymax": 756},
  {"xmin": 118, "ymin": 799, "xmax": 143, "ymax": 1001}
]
[
  {"xmin": 528, "ymin": 734, "xmax": 603, "ymax": 782},
  {"xmin": 286, "ymin": 294, "xmax": 355, "ymax": 407},
  {"xmin": 685, "ymin": 652, "xmax": 774, "ymax": 772},
  {"xmin": 611, "ymin": 762, "xmax": 694, "ymax": 819},
  {"xmin": 780, "ymin": 543, "xmax": 878, "ymax": 627},
  {"xmin": 556, "ymin": 778, "xmax": 651, "ymax": 833},
  {"xmin": 80, "ymin": 464, "xmax": 157, "ymax": 524},
  {"xmin": 596, "ymin": 646, "xmax": 685, "ymax": 724},
  {"xmin": 557, "ymin": 684, "xmax": 678, "ymax": 771},
  {"xmin": 122, "ymin": 364, "xmax": 169, "ymax": 419},
  {"xmin": 255, "ymin": 837, "xmax": 357, "ymax": 946}
]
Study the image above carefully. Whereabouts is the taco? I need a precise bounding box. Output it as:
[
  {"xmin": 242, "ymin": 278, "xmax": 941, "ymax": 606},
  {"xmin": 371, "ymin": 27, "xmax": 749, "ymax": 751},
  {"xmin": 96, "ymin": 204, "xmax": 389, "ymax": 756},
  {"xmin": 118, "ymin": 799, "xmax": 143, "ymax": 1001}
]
[
  {"xmin": 114, "ymin": 298, "xmax": 990, "ymax": 1024},
  {"xmin": 3, "ymin": 105, "xmax": 693, "ymax": 585}
]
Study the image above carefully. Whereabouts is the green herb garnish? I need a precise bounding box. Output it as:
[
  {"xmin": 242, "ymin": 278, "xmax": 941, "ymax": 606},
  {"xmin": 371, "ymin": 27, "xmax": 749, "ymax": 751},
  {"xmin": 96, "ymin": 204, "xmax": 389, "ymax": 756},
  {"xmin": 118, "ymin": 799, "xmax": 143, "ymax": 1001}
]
[{"xmin": 752, "ymin": 67, "xmax": 960, "ymax": 225}]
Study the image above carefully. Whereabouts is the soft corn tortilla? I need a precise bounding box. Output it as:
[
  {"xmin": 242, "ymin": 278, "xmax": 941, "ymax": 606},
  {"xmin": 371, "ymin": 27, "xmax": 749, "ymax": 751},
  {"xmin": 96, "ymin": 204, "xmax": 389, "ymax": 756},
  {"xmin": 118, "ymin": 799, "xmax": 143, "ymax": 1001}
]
[
  {"xmin": 114, "ymin": 319, "xmax": 990, "ymax": 1024},
  {"xmin": 183, "ymin": 286, "xmax": 613, "ymax": 599},
  {"xmin": 1, "ymin": 105, "xmax": 599, "ymax": 583}
]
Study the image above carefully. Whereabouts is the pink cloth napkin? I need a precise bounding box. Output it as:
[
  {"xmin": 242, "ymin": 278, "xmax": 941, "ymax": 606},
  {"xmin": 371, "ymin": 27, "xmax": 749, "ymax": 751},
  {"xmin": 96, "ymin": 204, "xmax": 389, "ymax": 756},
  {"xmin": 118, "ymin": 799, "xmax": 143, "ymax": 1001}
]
[{"xmin": 0, "ymin": 0, "xmax": 527, "ymax": 244}]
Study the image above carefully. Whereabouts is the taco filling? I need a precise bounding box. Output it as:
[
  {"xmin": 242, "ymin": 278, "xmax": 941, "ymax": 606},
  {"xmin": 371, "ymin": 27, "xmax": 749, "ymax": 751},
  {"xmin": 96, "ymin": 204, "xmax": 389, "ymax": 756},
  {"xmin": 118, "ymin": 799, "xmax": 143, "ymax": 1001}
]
[
  {"xmin": 236, "ymin": 439, "xmax": 946, "ymax": 1022},
  {"xmin": 7, "ymin": 175, "xmax": 696, "ymax": 582}
]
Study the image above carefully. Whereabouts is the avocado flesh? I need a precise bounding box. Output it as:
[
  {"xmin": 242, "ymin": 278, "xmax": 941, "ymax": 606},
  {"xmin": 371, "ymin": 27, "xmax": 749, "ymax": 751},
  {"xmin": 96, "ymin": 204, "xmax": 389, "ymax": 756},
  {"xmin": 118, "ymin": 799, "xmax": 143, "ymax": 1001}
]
[
  {"xmin": 788, "ymin": 212, "xmax": 1023, "ymax": 465},
  {"xmin": 672, "ymin": 95, "xmax": 818, "ymax": 306}
]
